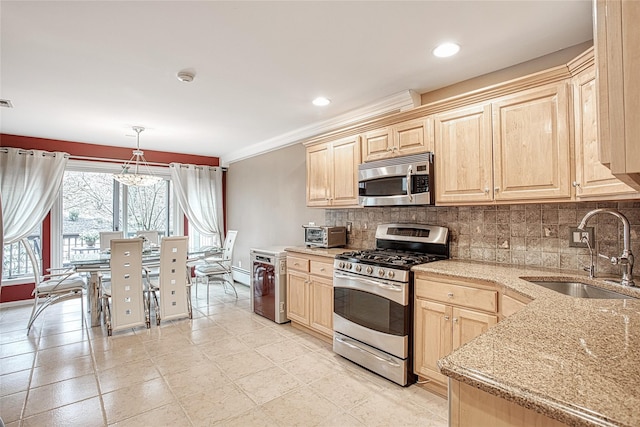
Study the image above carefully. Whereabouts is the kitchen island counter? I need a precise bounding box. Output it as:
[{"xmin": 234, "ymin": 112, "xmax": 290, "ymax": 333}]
[{"xmin": 412, "ymin": 260, "xmax": 640, "ymax": 427}]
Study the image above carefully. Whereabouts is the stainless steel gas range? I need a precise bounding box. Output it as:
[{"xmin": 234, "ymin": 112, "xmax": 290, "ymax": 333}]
[{"xmin": 332, "ymin": 223, "xmax": 449, "ymax": 386}]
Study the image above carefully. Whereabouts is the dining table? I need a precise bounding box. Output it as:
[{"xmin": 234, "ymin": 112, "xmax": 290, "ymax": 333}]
[{"xmin": 70, "ymin": 246, "xmax": 221, "ymax": 327}]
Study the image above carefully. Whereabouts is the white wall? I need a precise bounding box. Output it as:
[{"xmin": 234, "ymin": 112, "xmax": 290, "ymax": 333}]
[{"xmin": 226, "ymin": 143, "xmax": 325, "ymax": 270}]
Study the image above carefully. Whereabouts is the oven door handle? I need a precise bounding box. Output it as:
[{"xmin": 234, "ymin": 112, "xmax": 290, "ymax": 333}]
[
  {"xmin": 335, "ymin": 336, "xmax": 401, "ymax": 367},
  {"xmin": 333, "ymin": 273, "xmax": 402, "ymax": 292}
]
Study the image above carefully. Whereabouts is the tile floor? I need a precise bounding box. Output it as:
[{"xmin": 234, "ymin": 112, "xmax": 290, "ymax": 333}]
[{"xmin": 0, "ymin": 283, "xmax": 448, "ymax": 426}]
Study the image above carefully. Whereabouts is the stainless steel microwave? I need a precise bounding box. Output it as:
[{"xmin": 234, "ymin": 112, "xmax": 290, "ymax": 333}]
[
  {"xmin": 303, "ymin": 225, "xmax": 346, "ymax": 248},
  {"xmin": 358, "ymin": 152, "xmax": 434, "ymax": 206}
]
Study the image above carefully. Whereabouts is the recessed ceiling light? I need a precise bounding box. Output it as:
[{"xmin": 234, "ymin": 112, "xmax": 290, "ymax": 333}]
[
  {"xmin": 433, "ymin": 42, "xmax": 460, "ymax": 58},
  {"xmin": 312, "ymin": 97, "xmax": 331, "ymax": 107}
]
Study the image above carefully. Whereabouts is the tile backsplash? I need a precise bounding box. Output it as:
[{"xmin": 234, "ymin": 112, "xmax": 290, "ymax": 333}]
[{"xmin": 325, "ymin": 201, "xmax": 640, "ymax": 277}]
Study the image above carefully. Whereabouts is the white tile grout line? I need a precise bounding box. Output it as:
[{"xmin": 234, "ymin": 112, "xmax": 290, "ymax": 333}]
[{"xmin": 84, "ymin": 310, "xmax": 109, "ymax": 426}]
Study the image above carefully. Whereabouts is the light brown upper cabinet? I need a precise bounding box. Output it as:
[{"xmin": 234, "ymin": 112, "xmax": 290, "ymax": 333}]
[
  {"xmin": 434, "ymin": 103, "xmax": 493, "ymax": 204},
  {"xmin": 594, "ymin": 0, "xmax": 640, "ymax": 190},
  {"xmin": 572, "ymin": 59, "xmax": 636, "ymax": 198},
  {"xmin": 361, "ymin": 117, "xmax": 433, "ymax": 162},
  {"xmin": 492, "ymin": 82, "xmax": 571, "ymax": 201},
  {"xmin": 435, "ymin": 82, "xmax": 571, "ymax": 204},
  {"xmin": 306, "ymin": 135, "xmax": 360, "ymax": 207}
]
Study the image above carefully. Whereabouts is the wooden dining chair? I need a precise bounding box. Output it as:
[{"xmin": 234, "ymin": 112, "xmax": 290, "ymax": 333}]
[
  {"xmin": 147, "ymin": 236, "xmax": 191, "ymax": 325},
  {"xmin": 22, "ymin": 238, "xmax": 87, "ymax": 335},
  {"xmin": 101, "ymin": 238, "xmax": 149, "ymax": 336}
]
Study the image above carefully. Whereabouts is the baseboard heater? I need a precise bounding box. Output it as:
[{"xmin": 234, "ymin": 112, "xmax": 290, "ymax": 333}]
[{"xmin": 231, "ymin": 266, "xmax": 250, "ymax": 286}]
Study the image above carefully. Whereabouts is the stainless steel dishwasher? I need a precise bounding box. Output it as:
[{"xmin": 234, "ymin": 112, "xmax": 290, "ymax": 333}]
[{"xmin": 250, "ymin": 246, "xmax": 289, "ymax": 324}]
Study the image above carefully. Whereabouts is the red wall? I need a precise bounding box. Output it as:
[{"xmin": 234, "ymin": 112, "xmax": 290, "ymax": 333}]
[
  {"xmin": 0, "ymin": 133, "xmax": 220, "ymax": 166},
  {"xmin": 1, "ymin": 133, "xmax": 222, "ymax": 303}
]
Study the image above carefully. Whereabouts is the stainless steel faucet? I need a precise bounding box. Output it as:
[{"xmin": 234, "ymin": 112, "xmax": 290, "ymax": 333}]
[
  {"xmin": 581, "ymin": 234, "xmax": 595, "ymax": 279},
  {"xmin": 577, "ymin": 208, "xmax": 635, "ymax": 287}
]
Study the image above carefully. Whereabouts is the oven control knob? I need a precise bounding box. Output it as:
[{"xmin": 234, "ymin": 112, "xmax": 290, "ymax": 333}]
[
  {"xmin": 344, "ymin": 263, "xmax": 350, "ymax": 270},
  {"xmin": 387, "ymin": 271, "xmax": 395, "ymax": 279},
  {"xmin": 355, "ymin": 264, "xmax": 362, "ymax": 272},
  {"xmin": 338, "ymin": 262, "xmax": 345, "ymax": 269},
  {"xmin": 366, "ymin": 266, "xmax": 373, "ymax": 274},
  {"xmin": 378, "ymin": 269, "xmax": 385, "ymax": 277}
]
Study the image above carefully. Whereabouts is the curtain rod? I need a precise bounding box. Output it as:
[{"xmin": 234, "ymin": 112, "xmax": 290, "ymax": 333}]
[
  {"xmin": 1, "ymin": 148, "xmax": 70, "ymax": 158},
  {"xmin": 69, "ymin": 154, "xmax": 226, "ymax": 171},
  {"xmin": 69, "ymin": 154, "xmax": 169, "ymax": 167},
  {"xmin": 170, "ymin": 163, "xmax": 226, "ymax": 171}
]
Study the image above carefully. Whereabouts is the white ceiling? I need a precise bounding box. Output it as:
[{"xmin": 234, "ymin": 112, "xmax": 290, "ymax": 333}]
[{"xmin": 0, "ymin": 1, "xmax": 593, "ymax": 165}]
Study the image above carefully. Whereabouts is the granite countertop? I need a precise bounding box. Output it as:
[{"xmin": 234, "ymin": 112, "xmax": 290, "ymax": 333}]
[
  {"xmin": 412, "ymin": 260, "xmax": 640, "ymax": 427},
  {"xmin": 284, "ymin": 246, "xmax": 354, "ymax": 258}
]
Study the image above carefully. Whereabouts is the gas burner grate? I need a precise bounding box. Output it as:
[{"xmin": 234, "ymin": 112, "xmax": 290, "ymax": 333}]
[{"xmin": 337, "ymin": 250, "xmax": 445, "ymax": 266}]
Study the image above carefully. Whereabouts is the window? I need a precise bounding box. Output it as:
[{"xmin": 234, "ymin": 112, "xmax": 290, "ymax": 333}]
[
  {"xmin": 1, "ymin": 225, "xmax": 41, "ymax": 281},
  {"xmin": 54, "ymin": 160, "xmax": 182, "ymax": 267},
  {"xmin": 125, "ymin": 183, "xmax": 173, "ymax": 239},
  {"xmin": 62, "ymin": 170, "xmax": 115, "ymax": 260}
]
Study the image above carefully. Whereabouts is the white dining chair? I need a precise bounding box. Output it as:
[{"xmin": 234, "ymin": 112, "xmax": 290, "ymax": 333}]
[
  {"xmin": 99, "ymin": 231, "xmax": 124, "ymax": 252},
  {"xmin": 147, "ymin": 236, "xmax": 191, "ymax": 324},
  {"xmin": 194, "ymin": 230, "xmax": 238, "ymax": 303},
  {"xmin": 101, "ymin": 238, "xmax": 149, "ymax": 336},
  {"xmin": 22, "ymin": 238, "xmax": 87, "ymax": 335},
  {"xmin": 135, "ymin": 230, "xmax": 160, "ymax": 245}
]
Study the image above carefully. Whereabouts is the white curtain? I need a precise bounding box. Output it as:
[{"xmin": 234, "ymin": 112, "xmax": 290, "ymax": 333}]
[
  {"xmin": 1, "ymin": 148, "xmax": 69, "ymax": 283},
  {"xmin": 1, "ymin": 148, "xmax": 68, "ymax": 244},
  {"xmin": 169, "ymin": 163, "xmax": 223, "ymax": 246}
]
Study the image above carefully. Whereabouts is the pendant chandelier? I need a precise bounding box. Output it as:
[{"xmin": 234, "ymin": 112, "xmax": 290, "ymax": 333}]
[{"xmin": 113, "ymin": 126, "xmax": 162, "ymax": 187}]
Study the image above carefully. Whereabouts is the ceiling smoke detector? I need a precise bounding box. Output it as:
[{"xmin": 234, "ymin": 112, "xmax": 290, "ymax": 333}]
[{"xmin": 176, "ymin": 71, "xmax": 195, "ymax": 83}]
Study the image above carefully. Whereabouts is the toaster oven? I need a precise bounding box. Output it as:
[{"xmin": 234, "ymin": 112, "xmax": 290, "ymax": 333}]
[{"xmin": 303, "ymin": 225, "xmax": 346, "ymax": 248}]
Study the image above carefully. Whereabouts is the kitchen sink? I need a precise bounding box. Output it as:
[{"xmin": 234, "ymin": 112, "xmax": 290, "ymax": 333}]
[{"xmin": 521, "ymin": 278, "xmax": 636, "ymax": 299}]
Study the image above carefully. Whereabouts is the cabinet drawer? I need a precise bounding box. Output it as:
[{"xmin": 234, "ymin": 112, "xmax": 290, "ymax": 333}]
[
  {"xmin": 287, "ymin": 256, "xmax": 310, "ymax": 272},
  {"xmin": 310, "ymin": 260, "xmax": 333, "ymax": 278},
  {"xmin": 415, "ymin": 279, "xmax": 497, "ymax": 313}
]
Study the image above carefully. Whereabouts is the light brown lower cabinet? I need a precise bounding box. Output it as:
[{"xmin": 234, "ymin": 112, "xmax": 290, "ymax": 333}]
[
  {"xmin": 286, "ymin": 253, "xmax": 334, "ymax": 339},
  {"xmin": 414, "ymin": 276, "xmax": 498, "ymax": 396},
  {"xmin": 449, "ymin": 380, "xmax": 567, "ymax": 427},
  {"xmin": 286, "ymin": 269, "xmax": 309, "ymax": 325},
  {"xmin": 309, "ymin": 275, "xmax": 333, "ymax": 336},
  {"xmin": 500, "ymin": 293, "xmax": 529, "ymax": 319}
]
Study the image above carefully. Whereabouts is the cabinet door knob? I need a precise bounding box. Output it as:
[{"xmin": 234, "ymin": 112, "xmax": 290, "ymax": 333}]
[
  {"xmin": 453, "ymin": 317, "xmax": 459, "ymax": 323},
  {"xmin": 444, "ymin": 315, "xmax": 450, "ymax": 321},
  {"xmin": 494, "ymin": 187, "xmax": 500, "ymax": 193},
  {"xmin": 484, "ymin": 187, "xmax": 490, "ymax": 194},
  {"xmin": 447, "ymin": 292, "xmax": 454, "ymax": 298}
]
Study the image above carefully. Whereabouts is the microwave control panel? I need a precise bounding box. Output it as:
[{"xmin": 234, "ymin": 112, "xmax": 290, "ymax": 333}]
[{"xmin": 412, "ymin": 174, "xmax": 430, "ymax": 193}]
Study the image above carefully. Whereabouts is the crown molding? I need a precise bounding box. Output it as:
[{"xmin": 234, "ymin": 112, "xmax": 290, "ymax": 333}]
[{"xmin": 221, "ymin": 90, "xmax": 420, "ymax": 166}]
